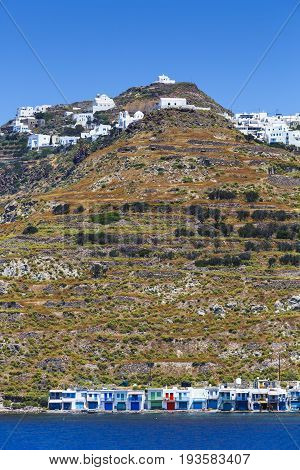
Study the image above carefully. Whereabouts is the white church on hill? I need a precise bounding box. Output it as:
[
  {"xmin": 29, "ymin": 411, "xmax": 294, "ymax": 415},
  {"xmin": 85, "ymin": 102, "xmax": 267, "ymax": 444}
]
[
  {"xmin": 117, "ymin": 110, "xmax": 144, "ymax": 130},
  {"xmin": 155, "ymin": 74, "xmax": 176, "ymax": 84}
]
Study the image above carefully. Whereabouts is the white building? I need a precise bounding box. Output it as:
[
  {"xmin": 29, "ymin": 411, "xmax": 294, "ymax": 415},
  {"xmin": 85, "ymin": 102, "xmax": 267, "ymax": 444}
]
[
  {"xmin": 92, "ymin": 94, "xmax": 115, "ymax": 113},
  {"xmin": 72, "ymin": 113, "xmax": 93, "ymax": 127},
  {"xmin": 232, "ymin": 111, "xmax": 300, "ymax": 148},
  {"xmin": 155, "ymin": 74, "xmax": 176, "ymax": 84},
  {"xmin": 13, "ymin": 118, "xmax": 30, "ymax": 133},
  {"xmin": 287, "ymin": 130, "xmax": 300, "ymax": 147},
  {"xmin": 59, "ymin": 136, "xmax": 80, "ymax": 146},
  {"xmin": 264, "ymin": 123, "xmax": 290, "ymax": 145},
  {"xmin": 16, "ymin": 105, "xmax": 51, "ymax": 118},
  {"xmin": 157, "ymin": 97, "xmax": 187, "ymax": 109},
  {"xmin": 16, "ymin": 106, "xmax": 35, "ymax": 118},
  {"xmin": 117, "ymin": 110, "xmax": 144, "ymax": 130},
  {"xmin": 27, "ymin": 134, "xmax": 51, "ymax": 150},
  {"xmin": 81, "ymin": 124, "xmax": 111, "ymax": 140},
  {"xmin": 34, "ymin": 104, "xmax": 52, "ymax": 113}
]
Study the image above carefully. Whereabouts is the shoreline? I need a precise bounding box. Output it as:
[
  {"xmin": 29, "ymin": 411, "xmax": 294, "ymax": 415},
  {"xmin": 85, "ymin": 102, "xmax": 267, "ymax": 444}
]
[{"xmin": 0, "ymin": 408, "xmax": 298, "ymax": 415}]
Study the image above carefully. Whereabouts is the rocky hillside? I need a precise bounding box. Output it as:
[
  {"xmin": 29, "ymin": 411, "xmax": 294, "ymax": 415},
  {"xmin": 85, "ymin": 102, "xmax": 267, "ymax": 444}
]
[{"xmin": 0, "ymin": 83, "xmax": 299, "ymax": 406}]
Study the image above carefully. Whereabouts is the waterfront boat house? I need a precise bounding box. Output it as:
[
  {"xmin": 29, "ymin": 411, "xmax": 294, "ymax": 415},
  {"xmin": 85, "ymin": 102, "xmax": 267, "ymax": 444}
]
[
  {"xmin": 146, "ymin": 389, "xmax": 163, "ymax": 410},
  {"xmin": 249, "ymin": 388, "xmax": 268, "ymax": 411},
  {"xmin": 288, "ymin": 386, "xmax": 300, "ymax": 411},
  {"xmin": 127, "ymin": 390, "xmax": 145, "ymax": 411},
  {"xmin": 268, "ymin": 388, "xmax": 287, "ymax": 411},
  {"xmin": 176, "ymin": 389, "xmax": 192, "ymax": 410},
  {"xmin": 100, "ymin": 390, "xmax": 114, "ymax": 411},
  {"xmin": 114, "ymin": 390, "xmax": 129, "ymax": 411},
  {"xmin": 235, "ymin": 389, "xmax": 250, "ymax": 411},
  {"xmin": 189, "ymin": 388, "xmax": 207, "ymax": 410},
  {"xmin": 206, "ymin": 387, "xmax": 219, "ymax": 409},
  {"xmin": 163, "ymin": 388, "xmax": 176, "ymax": 411},
  {"xmin": 86, "ymin": 391, "xmax": 101, "ymax": 410},
  {"xmin": 218, "ymin": 388, "xmax": 237, "ymax": 411}
]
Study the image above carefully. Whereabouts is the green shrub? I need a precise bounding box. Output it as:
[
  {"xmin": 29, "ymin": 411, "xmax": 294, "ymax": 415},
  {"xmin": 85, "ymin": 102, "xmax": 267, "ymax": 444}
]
[
  {"xmin": 245, "ymin": 190, "xmax": 259, "ymax": 202},
  {"xmin": 90, "ymin": 211, "xmax": 120, "ymax": 224},
  {"xmin": 52, "ymin": 203, "xmax": 70, "ymax": 215},
  {"xmin": 23, "ymin": 224, "xmax": 38, "ymax": 235}
]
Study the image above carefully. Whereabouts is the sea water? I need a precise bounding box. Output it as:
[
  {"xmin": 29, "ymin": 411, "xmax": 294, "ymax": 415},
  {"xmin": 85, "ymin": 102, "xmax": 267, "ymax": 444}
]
[{"xmin": 0, "ymin": 413, "xmax": 299, "ymax": 450}]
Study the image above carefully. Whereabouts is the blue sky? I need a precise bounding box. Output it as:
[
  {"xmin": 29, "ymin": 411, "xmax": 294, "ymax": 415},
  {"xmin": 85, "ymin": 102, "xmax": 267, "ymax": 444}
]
[{"xmin": 0, "ymin": 0, "xmax": 299, "ymax": 123}]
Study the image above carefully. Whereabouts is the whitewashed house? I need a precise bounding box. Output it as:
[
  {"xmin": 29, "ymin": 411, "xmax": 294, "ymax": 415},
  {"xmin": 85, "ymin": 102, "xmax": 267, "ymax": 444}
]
[
  {"xmin": 13, "ymin": 119, "xmax": 30, "ymax": 133},
  {"xmin": 81, "ymin": 124, "xmax": 111, "ymax": 140},
  {"xmin": 27, "ymin": 134, "xmax": 51, "ymax": 150},
  {"xmin": 16, "ymin": 106, "xmax": 35, "ymax": 118},
  {"xmin": 34, "ymin": 104, "xmax": 51, "ymax": 113},
  {"xmin": 286, "ymin": 130, "xmax": 300, "ymax": 147},
  {"xmin": 157, "ymin": 97, "xmax": 187, "ymax": 109},
  {"xmin": 72, "ymin": 113, "xmax": 93, "ymax": 127},
  {"xmin": 264, "ymin": 123, "xmax": 290, "ymax": 145},
  {"xmin": 92, "ymin": 94, "xmax": 115, "ymax": 113},
  {"xmin": 59, "ymin": 136, "xmax": 80, "ymax": 146},
  {"xmin": 155, "ymin": 74, "xmax": 176, "ymax": 84},
  {"xmin": 189, "ymin": 388, "xmax": 208, "ymax": 410},
  {"xmin": 117, "ymin": 110, "xmax": 144, "ymax": 130}
]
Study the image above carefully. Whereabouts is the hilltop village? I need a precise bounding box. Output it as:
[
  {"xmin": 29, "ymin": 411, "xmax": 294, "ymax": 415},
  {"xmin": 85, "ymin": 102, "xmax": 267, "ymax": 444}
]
[
  {"xmin": 1, "ymin": 74, "xmax": 211, "ymax": 151},
  {"xmin": 1, "ymin": 73, "xmax": 300, "ymax": 153}
]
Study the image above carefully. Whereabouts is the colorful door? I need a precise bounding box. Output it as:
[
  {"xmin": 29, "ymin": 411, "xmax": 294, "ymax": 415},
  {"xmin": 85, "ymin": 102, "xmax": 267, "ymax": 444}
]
[
  {"xmin": 150, "ymin": 401, "xmax": 163, "ymax": 410},
  {"xmin": 207, "ymin": 399, "xmax": 218, "ymax": 409},
  {"xmin": 104, "ymin": 402, "xmax": 113, "ymax": 411},
  {"xmin": 131, "ymin": 402, "xmax": 140, "ymax": 411},
  {"xmin": 178, "ymin": 401, "xmax": 188, "ymax": 410},
  {"xmin": 193, "ymin": 401, "xmax": 203, "ymax": 409},
  {"xmin": 236, "ymin": 401, "xmax": 248, "ymax": 411},
  {"xmin": 88, "ymin": 401, "xmax": 98, "ymax": 409},
  {"xmin": 167, "ymin": 402, "xmax": 175, "ymax": 411},
  {"xmin": 117, "ymin": 402, "xmax": 126, "ymax": 411},
  {"xmin": 222, "ymin": 402, "xmax": 233, "ymax": 411}
]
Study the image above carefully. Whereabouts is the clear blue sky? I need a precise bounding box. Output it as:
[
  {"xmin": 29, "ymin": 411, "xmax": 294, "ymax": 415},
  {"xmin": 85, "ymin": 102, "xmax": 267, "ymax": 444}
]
[{"xmin": 0, "ymin": 0, "xmax": 299, "ymax": 123}]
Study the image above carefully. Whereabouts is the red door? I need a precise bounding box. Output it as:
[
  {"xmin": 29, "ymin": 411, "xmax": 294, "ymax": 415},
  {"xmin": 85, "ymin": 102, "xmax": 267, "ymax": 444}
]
[{"xmin": 167, "ymin": 402, "xmax": 175, "ymax": 411}]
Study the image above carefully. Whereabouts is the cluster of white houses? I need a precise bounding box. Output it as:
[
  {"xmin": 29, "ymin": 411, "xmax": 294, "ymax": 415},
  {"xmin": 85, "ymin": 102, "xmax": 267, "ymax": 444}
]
[
  {"xmin": 8, "ymin": 74, "xmax": 213, "ymax": 150},
  {"xmin": 48, "ymin": 380, "xmax": 300, "ymax": 412},
  {"xmin": 232, "ymin": 112, "xmax": 300, "ymax": 148}
]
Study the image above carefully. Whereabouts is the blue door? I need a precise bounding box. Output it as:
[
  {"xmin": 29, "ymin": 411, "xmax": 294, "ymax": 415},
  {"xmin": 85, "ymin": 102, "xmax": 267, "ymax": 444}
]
[
  {"xmin": 207, "ymin": 399, "xmax": 218, "ymax": 409},
  {"xmin": 49, "ymin": 402, "xmax": 62, "ymax": 410},
  {"xmin": 105, "ymin": 402, "xmax": 113, "ymax": 411},
  {"xmin": 178, "ymin": 401, "xmax": 188, "ymax": 410},
  {"xmin": 223, "ymin": 402, "xmax": 234, "ymax": 411},
  {"xmin": 236, "ymin": 401, "xmax": 248, "ymax": 411},
  {"xmin": 193, "ymin": 401, "xmax": 203, "ymax": 409},
  {"xmin": 88, "ymin": 401, "xmax": 98, "ymax": 409},
  {"xmin": 131, "ymin": 402, "xmax": 140, "ymax": 411},
  {"xmin": 63, "ymin": 402, "xmax": 71, "ymax": 410}
]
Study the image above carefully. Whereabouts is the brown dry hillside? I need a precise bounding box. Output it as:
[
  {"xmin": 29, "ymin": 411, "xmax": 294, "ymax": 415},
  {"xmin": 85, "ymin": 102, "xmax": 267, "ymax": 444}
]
[{"xmin": 0, "ymin": 84, "xmax": 299, "ymax": 406}]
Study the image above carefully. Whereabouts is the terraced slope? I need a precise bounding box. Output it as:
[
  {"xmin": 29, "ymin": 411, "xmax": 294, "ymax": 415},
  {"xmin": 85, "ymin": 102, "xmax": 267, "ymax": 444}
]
[{"xmin": 0, "ymin": 92, "xmax": 299, "ymax": 406}]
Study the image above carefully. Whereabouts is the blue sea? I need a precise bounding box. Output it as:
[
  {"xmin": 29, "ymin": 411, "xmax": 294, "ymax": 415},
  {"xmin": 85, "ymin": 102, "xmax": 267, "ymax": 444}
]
[{"xmin": 0, "ymin": 413, "xmax": 299, "ymax": 450}]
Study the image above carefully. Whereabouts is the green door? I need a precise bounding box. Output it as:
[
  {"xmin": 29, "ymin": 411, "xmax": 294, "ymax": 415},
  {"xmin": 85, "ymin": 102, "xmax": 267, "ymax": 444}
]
[{"xmin": 117, "ymin": 402, "xmax": 127, "ymax": 411}]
